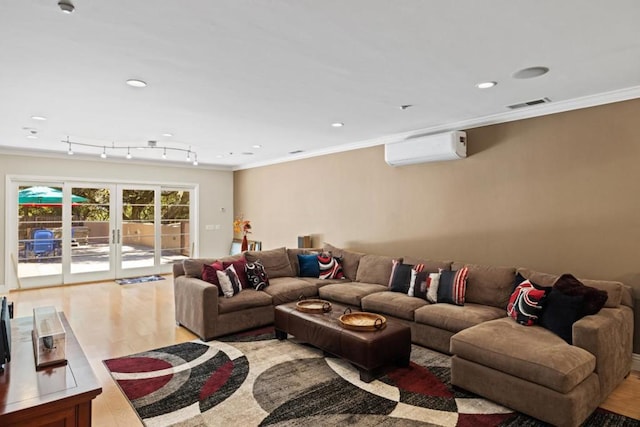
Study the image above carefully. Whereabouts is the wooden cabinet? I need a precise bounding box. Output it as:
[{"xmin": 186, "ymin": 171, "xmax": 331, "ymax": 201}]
[{"xmin": 0, "ymin": 314, "xmax": 102, "ymax": 426}]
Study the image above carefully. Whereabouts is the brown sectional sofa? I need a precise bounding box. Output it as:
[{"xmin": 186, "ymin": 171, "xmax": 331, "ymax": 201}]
[{"xmin": 173, "ymin": 244, "xmax": 634, "ymax": 427}]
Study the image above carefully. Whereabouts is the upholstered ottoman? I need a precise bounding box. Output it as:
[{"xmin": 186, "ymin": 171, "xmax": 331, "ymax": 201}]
[{"xmin": 274, "ymin": 301, "xmax": 411, "ymax": 382}]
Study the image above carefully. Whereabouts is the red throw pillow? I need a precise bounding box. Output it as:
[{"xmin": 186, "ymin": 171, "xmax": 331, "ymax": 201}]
[{"xmin": 202, "ymin": 261, "xmax": 224, "ymax": 295}]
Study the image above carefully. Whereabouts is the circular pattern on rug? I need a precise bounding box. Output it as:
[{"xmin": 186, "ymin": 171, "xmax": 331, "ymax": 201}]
[
  {"xmin": 252, "ymin": 345, "xmax": 515, "ymax": 426},
  {"xmin": 105, "ymin": 332, "xmax": 637, "ymax": 427},
  {"xmin": 104, "ymin": 341, "xmax": 248, "ymax": 422}
]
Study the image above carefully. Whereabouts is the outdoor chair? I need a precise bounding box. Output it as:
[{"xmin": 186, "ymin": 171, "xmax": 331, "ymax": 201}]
[{"xmin": 27, "ymin": 229, "xmax": 60, "ymax": 259}]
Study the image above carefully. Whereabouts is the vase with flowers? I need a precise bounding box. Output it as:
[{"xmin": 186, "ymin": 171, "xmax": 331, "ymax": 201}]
[{"xmin": 233, "ymin": 215, "xmax": 252, "ymax": 251}]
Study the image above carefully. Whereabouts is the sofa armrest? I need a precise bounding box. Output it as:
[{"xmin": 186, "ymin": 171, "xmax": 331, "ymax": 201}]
[
  {"xmin": 572, "ymin": 306, "xmax": 634, "ymax": 400},
  {"xmin": 174, "ymin": 276, "xmax": 219, "ymax": 340}
]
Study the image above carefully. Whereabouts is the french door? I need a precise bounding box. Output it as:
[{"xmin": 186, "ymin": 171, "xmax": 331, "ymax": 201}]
[{"xmin": 8, "ymin": 179, "xmax": 195, "ymax": 289}]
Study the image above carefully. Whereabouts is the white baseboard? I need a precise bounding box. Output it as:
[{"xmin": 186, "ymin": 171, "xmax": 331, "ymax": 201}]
[{"xmin": 633, "ymin": 353, "xmax": 640, "ymax": 372}]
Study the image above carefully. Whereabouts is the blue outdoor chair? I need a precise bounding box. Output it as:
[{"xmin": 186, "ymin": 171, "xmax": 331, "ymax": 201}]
[{"xmin": 28, "ymin": 229, "xmax": 58, "ymax": 259}]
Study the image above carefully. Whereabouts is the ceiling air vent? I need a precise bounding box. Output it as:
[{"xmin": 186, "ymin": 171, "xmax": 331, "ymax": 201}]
[
  {"xmin": 507, "ymin": 97, "xmax": 552, "ymax": 109},
  {"xmin": 289, "ymin": 150, "xmax": 304, "ymax": 155}
]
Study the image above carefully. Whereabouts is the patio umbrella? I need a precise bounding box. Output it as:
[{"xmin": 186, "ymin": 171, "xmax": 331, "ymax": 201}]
[{"xmin": 18, "ymin": 186, "xmax": 89, "ymax": 206}]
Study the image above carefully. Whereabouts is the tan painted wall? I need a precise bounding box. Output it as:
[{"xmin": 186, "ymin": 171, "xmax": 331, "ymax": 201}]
[{"xmin": 234, "ymin": 98, "xmax": 640, "ymax": 352}]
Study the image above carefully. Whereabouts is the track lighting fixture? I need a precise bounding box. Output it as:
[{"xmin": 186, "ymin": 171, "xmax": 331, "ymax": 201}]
[{"xmin": 62, "ymin": 138, "xmax": 199, "ymax": 166}]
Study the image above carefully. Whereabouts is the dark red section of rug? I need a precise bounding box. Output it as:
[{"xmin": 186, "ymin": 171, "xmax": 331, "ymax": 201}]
[
  {"xmin": 457, "ymin": 413, "xmax": 515, "ymax": 427},
  {"xmin": 200, "ymin": 360, "xmax": 233, "ymax": 400},
  {"xmin": 387, "ymin": 362, "xmax": 452, "ymax": 398},
  {"xmin": 105, "ymin": 356, "xmax": 172, "ymax": 373},
  {"xmin": 118, "ymin": 374, "xmax": 174, "ymax": 400}
]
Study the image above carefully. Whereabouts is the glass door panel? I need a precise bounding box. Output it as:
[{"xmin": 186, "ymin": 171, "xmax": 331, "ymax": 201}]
[
  {"xmin": 120, "ymin": 188, "xmax": 155, "ymax": 270},
  {"xmin": 17, "ymin": 185, "xmax": 63, "ymax": 279},
  {"xmin": 70, "ymin": 187, "xmax": 112, "ymax": 274},
  {"xmin": 160, "ymin": 190, "xmax": 191, "ymax": 264}
]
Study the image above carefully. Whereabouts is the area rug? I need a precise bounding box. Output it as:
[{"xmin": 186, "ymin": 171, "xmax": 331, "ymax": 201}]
[
  {"xmin": 115, "ymin": 275, "xmax": 166, "ymax": 285},
  {"xmin": 104, "ymin": 327, "xmax": 639, "ymax": 426}
]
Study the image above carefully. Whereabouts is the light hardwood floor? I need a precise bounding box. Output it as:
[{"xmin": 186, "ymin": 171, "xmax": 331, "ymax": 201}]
[{"xmin": 5, "ymin": 277, "xmax": 640, "ymax": 425}]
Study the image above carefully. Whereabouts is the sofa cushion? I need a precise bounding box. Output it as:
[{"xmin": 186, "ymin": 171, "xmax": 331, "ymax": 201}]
[
  {"xmin": 182, "ymin": 258, "xmax": 217, "ymax": 278},
  {"xmin": 450, "ymin": 317, "xmax": 596, "ymax": 394},
  {"xmin": 437, "ymin": 268, "xmax": 468, "ymax": 306},
  {"xmin": 356, "ymin": 254, "xmax": 400, "ymax": 286},
  {"xmin": 403, "ymin": 257, "xmax": 452, "ymax": 273},
  {"xmin": 453, "ymin": 263, "xmax": 515, "ymax": 310},
  {"xmin": 299, "ymin": 277, "xmax": 350, "ymax": 290},
  {"xmin": 323, "ymin": 243, "xmax": 365, "ymax": 281},
  {"xmin": 263, "ymin": 277, "xmax": 318, "ymax": 305},
  {"xmin": 319, "ymin": 282, "xmax": 388, "ymax": 307},
  {"xmin": 297, "ymin": 254, "xmax": 320, "ymax": 277},
  {"xmin": 516, "ymin": 268, "xmax": 623, "ymax": 308},
  {"xmin": 245, "ymin": 247, "xmax": 294, "ymax": 278},
  {"xmin": 507, "ymin": 280, "xmax": 546, "ymax": 326},
  {"xmin": 414, "ymin": 303, "xmax": 505, "ymax": 333},
  {"xmin": 361, "ymin": 291, "xmax": 428, "ymax": 321},
  {"xmin": 217, "ymin": 289, "xmax": 273, "ymax": 314}
]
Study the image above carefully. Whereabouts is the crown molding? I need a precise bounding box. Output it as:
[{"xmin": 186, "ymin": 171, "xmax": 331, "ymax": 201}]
[{"xmin": 234, "ymin": 85, "xmax": 640, "ymax": 171}]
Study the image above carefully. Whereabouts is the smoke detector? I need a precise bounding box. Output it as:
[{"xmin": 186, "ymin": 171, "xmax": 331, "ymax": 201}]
[{"xmin": 58, "ymin": 0, "xmax": 75, "ymax": 14}]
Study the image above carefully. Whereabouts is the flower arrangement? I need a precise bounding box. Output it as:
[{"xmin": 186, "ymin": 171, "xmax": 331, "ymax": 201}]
[{"xmin": 233, "ymin": 215, "xmax": 252, "ymax": 237}]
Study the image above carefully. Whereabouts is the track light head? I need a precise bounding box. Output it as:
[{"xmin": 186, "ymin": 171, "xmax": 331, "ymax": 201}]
[{"xmin": 58, "ymin": 0, "xmax": 75, "ymax": 14}]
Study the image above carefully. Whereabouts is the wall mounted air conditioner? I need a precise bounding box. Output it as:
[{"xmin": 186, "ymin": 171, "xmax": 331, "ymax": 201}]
[{"xmin": 384, "ymin": 131, "xmax": 467, "ymax": 166}]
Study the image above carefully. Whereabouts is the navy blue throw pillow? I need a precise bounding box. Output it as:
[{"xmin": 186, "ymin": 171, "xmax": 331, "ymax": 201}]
[
  {"xmin": 389, "ymin": 263, "xmax": 414, "ymax": 293},
  {"xmin": 298, "ymin": 254, "xmax": 320, "ymax": 278},
  {"xmin": 539, "ymin": 289, "xmax": 584, "ymax": 344}
]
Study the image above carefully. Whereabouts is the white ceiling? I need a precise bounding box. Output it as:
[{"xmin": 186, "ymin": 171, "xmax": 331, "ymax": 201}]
[{"xmin": 1, "ymin": 1, "xmax": 640, "ymax": 170}]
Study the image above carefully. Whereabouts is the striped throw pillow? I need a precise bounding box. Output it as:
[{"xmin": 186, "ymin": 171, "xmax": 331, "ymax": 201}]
[{"xmin": 437, "ymin": 268, "xmax": 468, "ymax": 306}]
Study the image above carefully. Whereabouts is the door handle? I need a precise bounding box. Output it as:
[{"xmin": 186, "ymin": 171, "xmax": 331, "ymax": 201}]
[
  {"xmin": 112, "ymin": 229, "xmax": 115, "ymax": 244},
  {"xmin": 117, "ymin": 229, "xmax": 121, "ymax": 244}
]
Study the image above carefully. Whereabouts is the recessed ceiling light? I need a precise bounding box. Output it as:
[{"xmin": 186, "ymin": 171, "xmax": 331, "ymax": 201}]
[
  {"xmin": 126, "ymin": 79, "xmax": 147, "ymax": 88},
  {"xmin": 331, "ymin": 122, "xmax": 344, "ymax": 127},
  {"xmin": 31, "ymin": 115, "xmax": 47, "ymax": 121},
  {"xmin": 241, "ymin": 152, "xmax": 254, "ymax": 155},
  {"xmin": 513, "ymin": 66, "xmax": 550, "ymax": 79},
  {"xmin": 162, "ymin": 133, "xmax": 173, "ymax": 137},
  {"xmin": 399, "ymin": 105, "xmax": 412, "ymax": 110},
  {"xmin": 251, "ymin": 144, "xmax": 262, "ymax": 149},
  {"xmin": 26, "ymin": 135, "xmax": 38, "ymax": 139},
  {"xmin": 289, "ymin": 150, "xmax": 304, "ymax": 154},
  {"xmin": 475, "ymin": 81, "xmax": 497, "ymax": 89}
]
